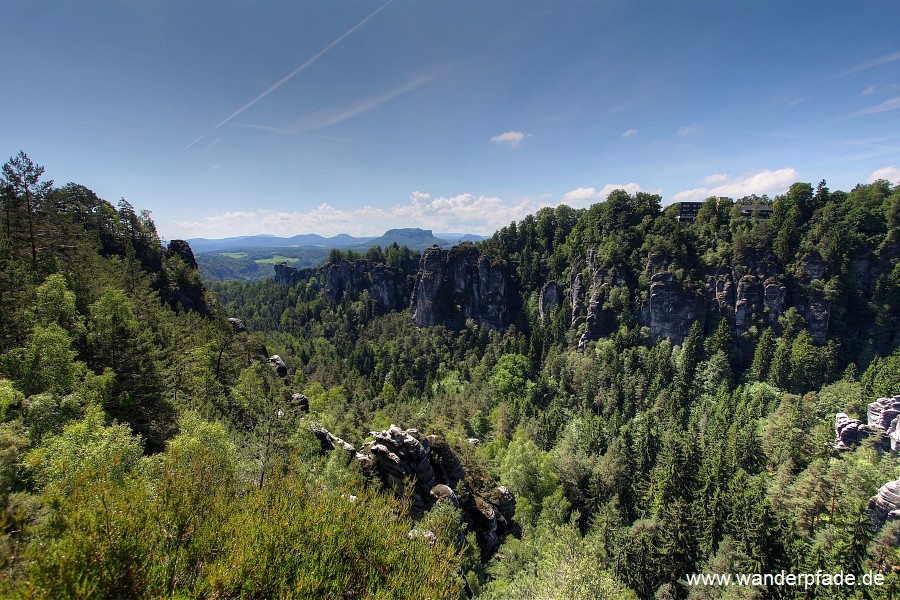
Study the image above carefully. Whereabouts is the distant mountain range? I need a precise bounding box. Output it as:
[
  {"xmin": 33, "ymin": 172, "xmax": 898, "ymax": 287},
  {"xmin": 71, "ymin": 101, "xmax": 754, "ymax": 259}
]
[
  {"xmin": 191, "ymin": 228, "xmax": 491, "ymax": 281},
  {"xmin": 188, "ymin": 228, "xmax": 487, "ymax": 254}
]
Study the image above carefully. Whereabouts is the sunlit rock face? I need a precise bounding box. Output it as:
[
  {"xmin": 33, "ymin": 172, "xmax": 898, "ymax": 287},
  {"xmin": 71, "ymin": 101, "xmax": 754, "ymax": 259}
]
[
  {"xmin": 313, "ymin": 423, "xmax": 516, "ymax": 559},
  {"xmin": 869, "ymin": 479, "xmax": 900, "ymax": 532},
  {"xmin": 833, "ymin": 396, "xmax": 900, "ymax": 452},
  {"xmin": 410, "ymin": 246, "xmax": 508, "ymax": 331}
]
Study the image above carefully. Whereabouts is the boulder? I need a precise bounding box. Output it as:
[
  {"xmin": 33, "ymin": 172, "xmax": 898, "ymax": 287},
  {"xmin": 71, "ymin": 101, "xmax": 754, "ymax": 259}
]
[
  {"xmin": 291, "ymin": 393, "xmax": 309, "ymax": 412},
  {"xmin": 268, "ymin": 355, "xmax": 287, "ymax": 378},
  {"xmin": 430, "ymin": 484, "xmax": 460, "ymax": 508}
]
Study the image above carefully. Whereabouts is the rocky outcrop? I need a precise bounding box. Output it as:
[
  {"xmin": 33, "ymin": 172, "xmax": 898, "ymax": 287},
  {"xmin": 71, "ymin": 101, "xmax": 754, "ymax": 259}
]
[
  {"xmin": 833, "ymin": 396, "xmax": 900, "ymax": 451},
  {"xmin": 834, "ymin": 413, "xmax": 881, "ymax": 450},
  {"xmin": 166, "ymin": 239, "xmax": 198, "ymax": 270},
  {"xmin": 869, "ymin": 479, "xmax": 900, "ymax": 532},
  {"xmin": 539, "ymin": 282, "xmax": 561, "ymax": 320},
  {"xmin": 275, "ymin": 258, "xmax": 416, "ymax": 313},
  {"xmin": 734, "ymin": 275, "xmax": 761, "ymax": 338},
  {"xmin": 268, "ymin": 355, "xmax": 287, "ymax": 378},
  {"xmin": 639, "ymin": 256, "xmax": 705, "ymax": 345},
  {"xmin": 569, "ymin": 250, "xmax": 627, "ymax": 347},
  {"xmin": 274, "ymin": 262, "xmax": 312, "ymax": 287},
  {"xmin": 228, "ymin": 317, "xmax": 247, "ymax": 333},
  {"xmin": 311, "ymin": 426, "xmax": 356, "ymax": 454},
  {"xmin": 763, "ymin": 279, "xmax": 787, "ymax": 326},
  {"xmin": 708, "ymin": 267, "xmax": 735, "ymax": 320},
  {"xmin": 313, "ymin": 423, "xmax": 516, "ymax": 559},
  {"xmin": 291, "ymin": 393, "xmax": 309, "ymax": 412},
  {"xmin": 410, "ymin": 247, "xmax": 508, "ymax": 330}
]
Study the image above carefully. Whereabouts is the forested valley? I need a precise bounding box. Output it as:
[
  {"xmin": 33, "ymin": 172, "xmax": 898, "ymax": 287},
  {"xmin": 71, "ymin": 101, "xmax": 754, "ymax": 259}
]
[{"xmin": 1, "ymin": 151, "xmax": 899, "ymax": 598}]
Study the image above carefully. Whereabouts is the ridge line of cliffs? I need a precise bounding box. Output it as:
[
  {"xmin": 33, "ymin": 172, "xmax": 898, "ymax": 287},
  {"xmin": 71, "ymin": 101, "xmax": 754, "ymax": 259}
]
[{"xmin": 274, "ymin": 243, "xmax": 897, "ymax": 346}]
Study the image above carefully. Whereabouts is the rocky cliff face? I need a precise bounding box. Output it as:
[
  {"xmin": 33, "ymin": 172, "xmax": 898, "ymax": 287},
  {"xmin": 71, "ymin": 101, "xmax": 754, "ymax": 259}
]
[
  {"xmin": 637, "ymin": 255, "xmax": 706, "ymax": 345},
  {"xmin": 275, "ymin": 257, "xmax": 417, "ymax": 313},
  {"xmin": 410, "ymin": 246, "xmax": 508, "ymax": 330},
  {"xmin": 568, "ymin": 249, "xmax": 628, "ymax": 348},
  {"xmin": 313, "ymin": 424, "xmax": 516, "ymax": 559},
  {"xmin": 274, "ymin": 237, "xmax": 894, "ymax": 348}
]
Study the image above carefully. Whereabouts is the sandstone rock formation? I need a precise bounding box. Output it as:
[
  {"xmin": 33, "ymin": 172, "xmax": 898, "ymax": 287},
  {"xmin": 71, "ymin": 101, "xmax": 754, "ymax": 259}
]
[
  {"xmin": 166, "ymin": 239, "xmax": 198, "ymax": 270},
  {"xmin": 268, "ymin": 355, "xmax": 287, "ymax": 378},
  {"xmin": 271, "ymin": 234, "xmax": 895, "ymax": 349},
  {"xmin": 313, "ymin": 423, "xmax": 516, "ymax": 559},
  {"xmin": 410, "ymin": 246, "xmax": 507, "ymax": 330},
  {"xmin": 834, "ymin": 413, "xmax": 880, "ymax": 450},
  {"xmin": 539, "ymin": 281, "xmax": 561, "ymax": 320},
  {"xmin": 869, "ymin": 479, "xmax": 900, "ymax": 531},
  {"xmin": 568, "ymin": 250, "xmax": 628, "ymax": 347},
  {"xmin": 833, "ymin": 395, "xmax": 900, "ymax": 451}
]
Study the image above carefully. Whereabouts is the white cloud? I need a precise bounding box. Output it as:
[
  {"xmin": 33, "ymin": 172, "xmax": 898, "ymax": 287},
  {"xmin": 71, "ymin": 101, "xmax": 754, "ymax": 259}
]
[
  {"xmin": 621, "ymin": 128, "xmax": 638, "ymax": 138},
  {"xmin": 838, "ymin": 50, "xmax": 900, "ymax": 77},
  {"xmin": 299, "ymin": 72, "xmax": 436, "ymax": 131},
  {"xmin": 562, "ymin": 183, "xmax": 646, "ymax": 206},
  {"xmin": 859, "ymin": 95, "xmax": 900, "ymax": 115},
  {"xmin": 868, "ymin": 166, "xmax": 900, "ymax": 183},
  {"xmin": 702, "ymin": 173, "xmax": 729, "ymax": 185},
  {"xmin": 862, "ymin": 85, "xmax": 877, "ymax": 96},
  {"xmin": 673, "ymin": 168, "xmax": 798, "ymax": 202},
  {"xmin": 175, "ymin": 192, "xmax": 537, "ymax": 238},
  {"xmin": 176, "ymin": 179, "xmax": 664, "ymax": 239},
  {"xmin": 490, "ymin": 130, "xmax": 528, "ymax": 147},
  {"xmin": 678, "ymin": 126, "xmax": 699, "ymax": 136}
]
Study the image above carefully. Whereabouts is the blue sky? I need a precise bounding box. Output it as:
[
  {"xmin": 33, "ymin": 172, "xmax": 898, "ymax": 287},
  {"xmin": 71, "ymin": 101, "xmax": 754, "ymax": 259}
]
[{"xmin": 4, "ymin": 0, "xmax": 900, "ymax": 239}]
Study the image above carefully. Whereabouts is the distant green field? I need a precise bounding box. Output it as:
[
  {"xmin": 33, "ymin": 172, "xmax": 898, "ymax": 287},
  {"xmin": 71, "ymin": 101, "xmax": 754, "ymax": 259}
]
[
  {"xmin": 220, "ymin": 252, "xmax": 248, "ymax": 259},
  {"xmin": 255, "ymin": 255, "xmax": 300, "ymax": 264}
]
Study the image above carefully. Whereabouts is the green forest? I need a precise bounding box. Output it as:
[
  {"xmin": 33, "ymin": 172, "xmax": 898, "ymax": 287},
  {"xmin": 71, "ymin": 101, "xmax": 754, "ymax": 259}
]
[{"xmin": 1, "ymin": 151, "xmax": 900, "ymax": 598}]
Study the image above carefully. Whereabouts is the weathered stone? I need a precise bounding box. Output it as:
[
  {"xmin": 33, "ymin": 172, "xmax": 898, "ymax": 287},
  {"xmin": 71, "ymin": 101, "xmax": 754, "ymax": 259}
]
[
  {"xmin": 427, "ymin": 434, "xmax": 467, "ymax": 489},
  {"xmin": 539, "ymin": 281, "xmax": 561, "ymax": 320},
  {"xmin": 166, "ymin": 239, "xmax": 198, "ymax": 270},
  {"xmin": 228, "ymin": 317, "xmax": 247, "ymax": 333},
  {"xmin": 267, "ymin": 355, "xmax": 287, "ymax": 378},
  {"xmin": 314, "ymin": 423, "xmax": 515, "ymax": 560},
  {"xmin": 799, "ymin": 252, "xmax": 826, "ymax": 285},
  {"xmin": 291, "ymin": 393, "xmax": 309, "ymax": 412},
  {"xmin": 763, "ymin": 279, "xmax": 787, "ymax": 326},
  {"xmin": 410, "ymin": 246, "xmax": 508, "ymax": 330},
  {"xmin": 869, "ymin": 479, "xmax": 900, "ymax": 532},
  {"xmin": 834, "ymin": 411, "xmax": 889, "ymax": 451},
  {"xmin": 430, "ymin": 484, "xmax": 460, "ymax": 508},
  {"xmin": 640, "ymin": 270, "xmax": 705, "ymax": 345},
  {"xmin": 708, "ymin": 267, "xmax": 735, "ymax": 319},
  {"xmin": 311, "ymin": 426, "xmax": 355, "ymax": 454},
  {"xmin": 734, "ymin": 275, "xmax": 762, "ymax": 338},
  {"xmin": 868, "ymin": 396, "xmax": 900, "ymax": 430}
]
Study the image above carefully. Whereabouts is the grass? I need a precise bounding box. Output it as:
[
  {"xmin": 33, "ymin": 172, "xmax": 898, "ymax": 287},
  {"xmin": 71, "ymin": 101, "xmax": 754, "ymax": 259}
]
[{"xmin": 254, "ymin": 255, "xmax": 300, "ymax": 264}]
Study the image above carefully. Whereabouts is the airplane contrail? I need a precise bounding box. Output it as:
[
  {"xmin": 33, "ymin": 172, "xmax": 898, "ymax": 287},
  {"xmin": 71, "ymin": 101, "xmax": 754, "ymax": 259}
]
[{"xmin": 214, "ymin": 0, "xmax": 393, "ymax": 130}]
